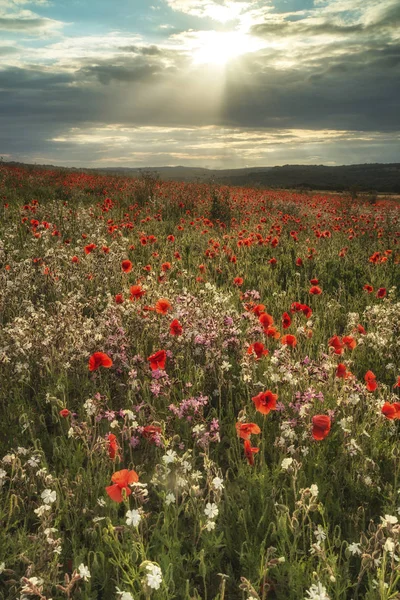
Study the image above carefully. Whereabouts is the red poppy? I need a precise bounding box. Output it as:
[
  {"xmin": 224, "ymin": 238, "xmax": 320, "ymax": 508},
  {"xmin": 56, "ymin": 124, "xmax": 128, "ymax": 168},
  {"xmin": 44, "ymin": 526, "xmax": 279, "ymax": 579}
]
[
  {"xmin": 252, "ymin": 390, "xmax": 278, "ymax": 415},
  {"xmin": 259, "ymin": 313, "xmax": 274, "ymax": 328},
  {"xmin": 105, "ymin": 469, "xmax": 138, "ymax": 503},
  {"xmin": 252, "ymin": 304, "xmax": 265, "ymax": 317},
  {"xmin": 121, "ymin": 260, "xmax": 133, "ymax": 273},
  {"xmin": 247, "ymin": 342, "xmax": 269, "ymax": 359},
  {"xmin": 115, "ymin": 294, "xmax": 124, "ymax": 304},
  {"xmin": 328, "ymin": 335, "xmax": 344, "ymax": 355},
  {"xmin": 143, "ymin": 265, "xmax": 152, "ymax": 272},
  {"xmin": 107, "ymin": 433, "xmax": 119, "ymax": 460},
  {"xmin": 236, "ymin": 422, "xmax": 261, "ymax": 440},
  {"xmin": 356, "ymin": 324, "xmax": 366, "ymax": 335},
  {"xmin": 169, "ymin": 319, "xmax": 183, "ymax": 336},
  {"xmin": 129, "ymin": 284, "xmax": 145, "ymax": 300},
  {"xmin": 148, "ymin": 350, "xmax": 167, "ymax": 371},
  {"xmin": 312, "ymin": 415, "xmax": 331, "ymax": 440},
  {"xmin": 342, "ymin": 336, "xmax": 356, "ymax": 350},
  {"xmin": 233, "ymin": 277, "xmax": 244, "ymax": 286},
  {"xmin": 310, "ymin": 278, "xmax": 319, "ymax": 285},
  {"xmin": 161, "ymin": 262, "xmax": 171, "ymax": 272},
  {"xmin": 84, "ymin": 243, "xmax": 96, "ymax": 254},
  {"xmin": 381, "ymin": 402, "xmax": 400, "ymax": 420},
  {"xmin": 301, "ymin": 304, "xmax": 312, "ymax": 318},
  {"xmin": 155, "ymin": 298, "xmax": 171, "ymax": 315},
  {"xmin": 295, "ymin": 258, "xmax": 303, "ymax": 267},
  {"xmin": 71, "ymin": 255, "xmax": 79, "ymax": 264},
  {"xmin": 393, "ymin": 376, "xmax": 400, "ymax": 389},
  {"xmin": 376, "ymin": 288, "xmax": 386, "ymax": 299},
  {"xmin": 363, "ymin": 284, "xmax": 374, "ymax": 293},
  {"xmin": 281, "ymin": 334, "xmax": 297, "ymax": 347},
  {"xmin": 282, "ymin": 312, "xmax": 291, "ymax": 329},
  {"xmin": 88, "ymin": 352, "xmax": 113, "ymax": 371},
  {"xmin": 167, "ymin": 235, "xmax": 175, "ymax": 242},
  {"xmin": 243, "ymin": 439, "xmax": 259, "ymax": 466},
  {"xmin": 142, "ymin": 425, "xmax": 162, "ymax": 440},
  {"xmin": 365, "ymin": 370, "xmax": 377, "ymax": 392},
  {"xmin": 264, "ymin": 326, "xmax": 281, "ymax": 339},
  {"xmin": 59, "ymin": 408, "xmax": 70, "ymax": 418},
  {"xmin": 269, "ymin": 257, "xmax": 277, "ymax": 265},
  {"xmin": 309, "ymin": 285, "xmax": 322, "ymax": 295},
  {"xmin": 336, "ymin": 363, "xmax": 351, "ymax": 379}
]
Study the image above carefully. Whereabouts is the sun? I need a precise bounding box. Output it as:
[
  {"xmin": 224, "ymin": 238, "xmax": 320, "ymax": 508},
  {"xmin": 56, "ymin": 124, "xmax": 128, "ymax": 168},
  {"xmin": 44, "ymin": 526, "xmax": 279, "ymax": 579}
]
[{"xmin": 191, "ymin": 30, "xmax": 263, "ymax": 66}]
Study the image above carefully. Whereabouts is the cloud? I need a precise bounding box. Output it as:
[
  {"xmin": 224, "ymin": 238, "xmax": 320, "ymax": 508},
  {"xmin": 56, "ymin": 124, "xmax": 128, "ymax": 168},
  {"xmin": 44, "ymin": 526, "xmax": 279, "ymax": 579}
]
[{"xmin": 165, "ymin": 0, "xmax": 251, "ymax": 22}]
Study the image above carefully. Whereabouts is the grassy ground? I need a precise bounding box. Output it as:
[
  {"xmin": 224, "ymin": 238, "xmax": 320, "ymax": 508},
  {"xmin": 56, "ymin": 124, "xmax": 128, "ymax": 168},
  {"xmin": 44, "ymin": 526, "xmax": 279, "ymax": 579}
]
[{"xmin": 0, "ymin": 164, "xmax": 399, "ymax": 600}]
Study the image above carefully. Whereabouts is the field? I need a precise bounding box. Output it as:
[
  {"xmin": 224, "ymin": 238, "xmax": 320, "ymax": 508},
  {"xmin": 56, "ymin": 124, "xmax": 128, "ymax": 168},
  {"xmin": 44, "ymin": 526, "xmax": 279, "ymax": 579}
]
[{"xmin": 0, "ymin": 164, "xmax": 399, "ymax": 600}]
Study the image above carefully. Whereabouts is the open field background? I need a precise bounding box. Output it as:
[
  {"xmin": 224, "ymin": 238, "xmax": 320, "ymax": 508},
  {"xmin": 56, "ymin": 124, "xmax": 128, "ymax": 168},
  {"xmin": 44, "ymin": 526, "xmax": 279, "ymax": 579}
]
[{"xmin": 0, "ymin": 164, "xmax": 399, "ymax": 600}]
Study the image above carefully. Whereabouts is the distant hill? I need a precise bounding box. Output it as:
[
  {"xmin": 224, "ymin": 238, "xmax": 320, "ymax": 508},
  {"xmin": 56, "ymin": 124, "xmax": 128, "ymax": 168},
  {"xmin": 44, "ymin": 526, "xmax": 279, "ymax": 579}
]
[{"xmin": 3, "ymin": 161, "xmax": 400, "ymax": 193}]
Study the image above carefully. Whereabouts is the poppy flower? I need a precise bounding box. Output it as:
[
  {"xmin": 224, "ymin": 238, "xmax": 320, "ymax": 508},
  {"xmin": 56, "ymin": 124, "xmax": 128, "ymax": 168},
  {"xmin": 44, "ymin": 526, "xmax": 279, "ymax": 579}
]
[
  {"xmin": 243, "ymin": 439, "xmax": 259, "ymax": 466},
  {"xmin": 142, "ymin": 425, "xmax": 162, "ymax": 441},
  {"xmin": 129, "ymin": 284, "xmax": 145, "ymax": 300},
  {"xmin": 88, "ymin": 352, "xmax": 113, "ymax": 372},
  {"xmin": 365, "ymin": 370, "xmax": 377, "ymax": 391},
  {"xmin": 252, "ymin": 390, "xmax": 278, "ymax": 415},
  {"xmin": 282, "ymin": 312, "xmax": 291, "ymax": 329},
  {"xmin": 71, "ymin": 255, "xmax": 79, "ymax": 264},
  {"xmin": 269, "ymin": 257, "xmax": 277, "ymax": 265},
  {"xmin": 259, "ymin": 313, "xmax": 274, "ymax": 328},
  {"xmin": 107, "ymin": 433, "xmax": 119, "ymax": 460},
  {"xmin": 59, "ymin": 408, "xmax": 70, "ymax": 418},
  {"xmin": 233, "ymin": 277, "xmax": 244, "ymax": 286},
  {"xmin": 301, "ymin": 304, "xmax": 312, "ymax": 318},
  {"xmin": 336, "ymin": 363, "xmax": 351, "ymax": 379},
  {"xmin": 363, "ymin": 284, "xmax": 373, "ymax": 293},
  {"xmin": 312, "ymin": 415, "xmax": 331, "ymax": 440},
  {"xmin": 167, "ymin": 235, "xmax": 175, "ymax": 242},
  {"xmin": 310, "ymin": 278, "xmax": 319, "ymax": 285},
  {"xmin": 161, "ymin": 262, "xmax": 171, "ymax": 272},
  {"xmin": 356, "ymin": 324, "xmax": 366, "ymax": 335},
  {"xmin": 393, "ymin": 376, "xmax": 400, "ymax": 389},
  {"xmin": 84, "ymin": 243, "xmax": 96, "ymax": 254},
  {"xmin": 342, "ymin": 336, "xmax": 356, "ymax": 350},
  {"xmin": 295, "ymin": 258, "xmax": 303, "ymax": 267},
  {"xmin": 169, "ymin": 319, "xmax": 183, "ymax": 336},
  {"xmin": 264, "ymin": 326, "xmax": 281, "ymax": 339},
  {"xmin": 247, "ymin": 342, "xmax": 269, "ymax": 359},
  {"xmin": 115, "ymin": 294, "xmax": 124, "ymax": 304},
  {"xmin": 236, "ymin": 422, "xmax": 261, "ymax": 440},
  {"xmin": 148, "ymin": 350, "xmax": 167, "ymax": 371},
  {"xmin": 376, "ymin": 288, "xmax": 386, "ymax": 299},
  {"xmin": 309, "ymin": 285, "xmax": 322, "ymax": 295},
  {"xmin": 121, "ymin": 260, "xmax": 133, "ymax": 273},
  {"xmin": 155, "ymin": 298, "xmax": 171, "ymax": 315},
  {"xmin": 252, "ymin": 304, "xmax": 265, "ymax": 317},
  {"xmin": 328, "ymin": 335, "xmax": 344, "ymax": 355},
  {"xmin": 281, "ymin": 334, "xmax": 297, "ymax": 348},
  {"xmin": 105, "ymin": 469, "xmax": 138, "ymax": 503},
  {"xmin": 143, "ymin": 265, "xmax": 152, "ymax": 272},
  {"xmin": 381, "ymin": 402, "xmax": 400, "ymax": 420}
]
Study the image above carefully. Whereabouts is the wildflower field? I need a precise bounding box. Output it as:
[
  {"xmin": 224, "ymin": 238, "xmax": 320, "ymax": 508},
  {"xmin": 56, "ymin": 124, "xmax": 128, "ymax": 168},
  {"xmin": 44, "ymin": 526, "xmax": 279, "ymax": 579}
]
[{"xmin": 1, "ymin": 163, "xmax": 400, "ymax": 600}]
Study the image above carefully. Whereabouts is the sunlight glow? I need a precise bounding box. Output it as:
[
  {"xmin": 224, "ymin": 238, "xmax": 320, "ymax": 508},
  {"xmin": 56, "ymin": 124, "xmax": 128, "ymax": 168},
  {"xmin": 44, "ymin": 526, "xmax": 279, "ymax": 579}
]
[{"xmin": 190, "ymin": 30, "xmax": 263, "ymax": 66}]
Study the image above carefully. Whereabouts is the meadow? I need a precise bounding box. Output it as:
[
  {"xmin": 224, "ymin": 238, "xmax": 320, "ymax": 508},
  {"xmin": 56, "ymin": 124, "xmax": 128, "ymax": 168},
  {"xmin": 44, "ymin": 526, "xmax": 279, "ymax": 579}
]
[{"xmin": 0, "ymin": 164, "xmax": 399, "ymax": 600}]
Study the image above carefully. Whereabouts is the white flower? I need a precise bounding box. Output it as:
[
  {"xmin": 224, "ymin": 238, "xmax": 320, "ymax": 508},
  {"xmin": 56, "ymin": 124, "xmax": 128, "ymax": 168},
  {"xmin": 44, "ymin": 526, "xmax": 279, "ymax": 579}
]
[
  {"xmin": 34, "ymin": 504, "xmax": 52, "ymax": 517},
  {"xmin": 204, "ymin": 502, "xmax": 219, "ymax": 519},
  {"xmin": 78, "ymin": 563, "xmax": 91, "ymax": 581},
  {"xmin": 212, "ymin": 476, "xmax": 224, "ymax": 491},
  {"xmin": 165, "ymin": 492, "xmax": 175, "ymax": 506},
  {"xmin": 281, "ymin": 457, "xmax": 293, "ymax": 471},
  {"xmin": 310, "ymin": 484, "xmax": 319, "ymax": 498},
  {"xmin": 162, "ymin": 450, "xmax": 177, "ymax": 465},
  {"xmin": 126, "ymin": 509, "xmax": 141, "ymax": 527},
  {"xmin": 27, "ymin": 456, "xmax": 40, "ymax": 468},
  {"xmin": 381, "ymin": 514, "xmax": 398, "ymax": 526},
  {"xmin": 314, "ymin": 525, "xmax": 326, "ymax": 542},
  {"xmin": 304, "ymin": 582, "xmax": 330, "ymax": 600},
  {"xmin": 116, "ymin": 589, "xmax": 134, "ymax": 600},
  {"xmin": 384, "ymin": 538, "xmax": 395, "ymax": 553},
  {"xmin": 41, "ymin": 489, "xmax": 56, "ymax": 504},
  {"xmin": 205, "ymin": 520, "xmax": 216, "ymax": 531},
  {"xmin": 97, "ymin": 498, "xmax": 106, "ymax": 507},
  {"xmin": 0, "ymin": 562, "xmax": 5, "ymax": 574},
  {"xmin": 348, "ymin": 542, "xmax": 362, "ymax": 556},
  {"xmin": 0, "ymin": 468, "xmax": 6, "ymax": 480},
  {"xmin": 146, "ymin": 563, "xmax": 162, "ymax": 590}
]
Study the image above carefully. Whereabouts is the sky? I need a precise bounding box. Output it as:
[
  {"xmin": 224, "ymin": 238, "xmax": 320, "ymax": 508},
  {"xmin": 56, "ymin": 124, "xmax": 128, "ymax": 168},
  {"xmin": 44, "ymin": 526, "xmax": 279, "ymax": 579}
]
[{"xmin": 0, "ymin": 0, "xmax": 399, "ymax": 169}]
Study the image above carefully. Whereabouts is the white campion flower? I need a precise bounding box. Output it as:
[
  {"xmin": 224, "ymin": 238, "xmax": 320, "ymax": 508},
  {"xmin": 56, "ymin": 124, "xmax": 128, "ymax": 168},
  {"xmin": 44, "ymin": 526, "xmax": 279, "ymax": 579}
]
[
  {"xmin": 304, "ymin": 582, "xmax": 330, "ymax": 600},
  {"xmin": 212, "ymin": 476, "xmax": 224, "ymax": 491},
  {"xmin": 281, "ymin": 457, "xmax": 293, "ymax": 471},
  {"xmin": 146, "ymin": 563, "xmax": 163, "ymax": 590},
  {"xmin": 205, "ymin": 520, "xmax": 216, "ymax": 531},
  {"xmin": 314, "ymin": 525, "xmax": 327, "ymax": 542},
  {"xmin": 116, "ymin": 589, "xmax": 134, "ymax": 600},
  {"xmin": 0, "ymin": 562, "xmax": 5, "ymax": 574},
  {"xmin": 78, "ymin": 563, "xmax": 91, "ymax": 581},
  {"xmin": 126, "ymin": 509, "xmax": 141, "ymax": 527},
  {"xmin": 310, "ymin": 484, "xmax": 319, "ymax": 498},
  {"xmin": 347, "ymin": 542, "xmax": 362, "ymax": 556},
  {"xmin": 384, "ymin": 538, "xmax": 395, "ymax": 553},
  {"xmin": 41, "ymin": 489, "xmax": 56, "ymax": 504},
  {"xmin": 162, "ymin": 450, "xmax": 177, "ymax": 465},
  {"xmin": 381, "ymin": 514, "xmax": 398, "ymax": 526},
  {"xmin": 34, "ymin": 504, "xmax": 52, "ymax": 517},
  {"xmin": 204, "ymin": 503, "xmax": 218, "ymax": 519},
  {"xmin": 165, "ymin": 492, "xmax": 175, "ymax": 506}
]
